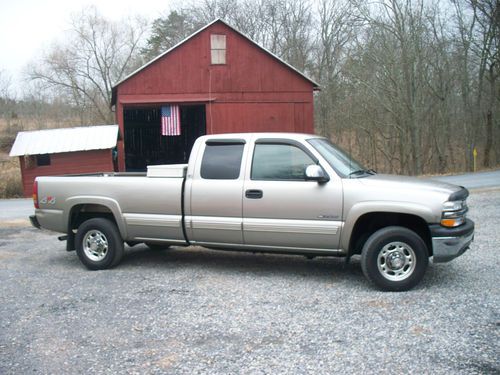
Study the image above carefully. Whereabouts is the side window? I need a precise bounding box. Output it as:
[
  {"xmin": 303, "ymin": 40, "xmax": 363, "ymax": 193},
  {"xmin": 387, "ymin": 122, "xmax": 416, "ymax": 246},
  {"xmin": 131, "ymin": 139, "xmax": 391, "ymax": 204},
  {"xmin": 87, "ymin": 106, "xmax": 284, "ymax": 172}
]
[
  {"xmin": 251, "ymin": 144, "xmax": 315, "ymax": 180},
  {"xmin": 200, "ymin": 144, "xmax": 244, "ymax": 179}
]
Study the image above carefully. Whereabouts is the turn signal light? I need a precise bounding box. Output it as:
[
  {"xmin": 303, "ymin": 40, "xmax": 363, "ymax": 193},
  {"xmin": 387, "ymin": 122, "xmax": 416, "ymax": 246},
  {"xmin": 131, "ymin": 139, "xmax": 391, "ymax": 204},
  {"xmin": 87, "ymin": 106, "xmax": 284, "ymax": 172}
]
[
  {"xmin": 441, "ymin": 217, "xmax": 465, "ymax": 228},
  {"xmin": 440, "ymin": 219, "xmax": 456, "ymax": 227}
]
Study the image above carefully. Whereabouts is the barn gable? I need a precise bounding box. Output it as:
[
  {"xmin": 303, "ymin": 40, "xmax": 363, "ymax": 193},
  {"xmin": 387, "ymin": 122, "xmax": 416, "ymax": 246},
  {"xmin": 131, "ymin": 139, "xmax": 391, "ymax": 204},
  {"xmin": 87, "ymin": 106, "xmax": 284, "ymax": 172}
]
[{"xmin": 112, "ymin": 19, "xmax": 319, "ymax": 104}]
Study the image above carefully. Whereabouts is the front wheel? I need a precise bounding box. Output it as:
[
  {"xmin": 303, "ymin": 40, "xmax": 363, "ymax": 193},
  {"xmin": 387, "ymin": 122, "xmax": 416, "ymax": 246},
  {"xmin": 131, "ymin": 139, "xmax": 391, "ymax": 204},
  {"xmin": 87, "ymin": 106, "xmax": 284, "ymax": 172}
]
[
  {"xmin": 361, "ymin": 226, "xmax": 428, "ymax": 291},
  {"xmin": 76, "ymin": 218, "xmax": 124, "ymax": 270}
]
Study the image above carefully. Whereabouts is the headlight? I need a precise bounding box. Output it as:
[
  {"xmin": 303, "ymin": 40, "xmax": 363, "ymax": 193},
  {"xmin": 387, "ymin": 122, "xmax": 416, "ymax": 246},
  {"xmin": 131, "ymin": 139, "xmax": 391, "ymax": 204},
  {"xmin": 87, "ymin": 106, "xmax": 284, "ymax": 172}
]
[{"xmin": 441, "ymin": 200, "xmax": 468, "ymax": 227}]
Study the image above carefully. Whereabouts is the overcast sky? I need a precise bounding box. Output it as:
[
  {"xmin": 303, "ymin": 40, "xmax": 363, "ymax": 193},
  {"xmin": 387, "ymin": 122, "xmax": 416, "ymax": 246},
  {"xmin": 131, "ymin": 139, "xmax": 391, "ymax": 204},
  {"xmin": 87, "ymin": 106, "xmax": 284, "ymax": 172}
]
[{"xmin": 0, "ymin": 0, "xmax": 172, "ymax": 91}]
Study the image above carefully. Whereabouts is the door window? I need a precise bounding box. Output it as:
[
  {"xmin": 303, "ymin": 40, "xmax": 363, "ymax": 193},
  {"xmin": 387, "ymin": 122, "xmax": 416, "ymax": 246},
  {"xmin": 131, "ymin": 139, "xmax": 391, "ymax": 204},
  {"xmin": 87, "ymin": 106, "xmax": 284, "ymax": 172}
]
[{"xmin": 251, "ymin": 144, "xmax": 314, "ymax": 180}]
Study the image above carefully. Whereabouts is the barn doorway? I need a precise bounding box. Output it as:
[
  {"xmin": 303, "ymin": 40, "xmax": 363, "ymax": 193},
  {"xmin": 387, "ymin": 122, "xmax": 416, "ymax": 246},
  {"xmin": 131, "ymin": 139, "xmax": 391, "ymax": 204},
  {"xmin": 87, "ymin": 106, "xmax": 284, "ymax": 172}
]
[{"xmin": 123, "ymin": 105, "xmax": 206, "ymax": 171}]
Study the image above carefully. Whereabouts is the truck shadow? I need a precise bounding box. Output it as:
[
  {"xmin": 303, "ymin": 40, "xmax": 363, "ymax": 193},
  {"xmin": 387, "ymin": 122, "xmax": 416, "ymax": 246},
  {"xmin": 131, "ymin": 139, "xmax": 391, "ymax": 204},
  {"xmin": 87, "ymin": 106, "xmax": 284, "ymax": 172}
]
[
  {"xmin": 53, "ymin": 244, "xmax": 458, "ymax": 290},
  {"xmin": 119, "ymin": 245, "xmax": 461, "ymax": 290},
  {"xmin": 121, "ymin": 244, "xmax": 365, "ymax": 284}
]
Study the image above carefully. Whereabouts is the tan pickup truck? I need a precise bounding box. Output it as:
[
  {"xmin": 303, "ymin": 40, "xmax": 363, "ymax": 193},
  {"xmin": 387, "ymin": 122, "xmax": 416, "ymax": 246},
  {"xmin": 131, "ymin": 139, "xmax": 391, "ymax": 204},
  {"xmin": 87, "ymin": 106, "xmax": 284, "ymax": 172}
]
[{"xmin": 30, "ymin": 133, "xmax": 474, "ymax": 291}]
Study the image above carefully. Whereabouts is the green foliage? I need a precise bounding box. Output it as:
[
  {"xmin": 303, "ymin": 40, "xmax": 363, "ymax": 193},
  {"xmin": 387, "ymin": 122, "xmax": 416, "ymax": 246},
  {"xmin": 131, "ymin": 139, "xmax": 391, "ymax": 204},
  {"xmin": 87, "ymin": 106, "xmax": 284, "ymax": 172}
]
[{"xmin": 142, "ymin": 10, "xmax": 202, "ymax": 60}]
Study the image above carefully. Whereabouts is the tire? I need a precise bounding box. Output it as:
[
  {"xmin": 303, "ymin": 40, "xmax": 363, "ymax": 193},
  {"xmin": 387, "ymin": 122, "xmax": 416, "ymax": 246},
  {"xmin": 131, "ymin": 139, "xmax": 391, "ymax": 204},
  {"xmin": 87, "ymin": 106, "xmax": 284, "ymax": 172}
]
[
  {"xmin": 361, "ymin": 226, "xmax": 428, "ymax": 292},
  {"xmin": 75, "ymin": 218, "xmax": 124, "ymax": 270},
  {"xmin": 145, "ymin": 242, "xmax": 171, "ymax": 251}
]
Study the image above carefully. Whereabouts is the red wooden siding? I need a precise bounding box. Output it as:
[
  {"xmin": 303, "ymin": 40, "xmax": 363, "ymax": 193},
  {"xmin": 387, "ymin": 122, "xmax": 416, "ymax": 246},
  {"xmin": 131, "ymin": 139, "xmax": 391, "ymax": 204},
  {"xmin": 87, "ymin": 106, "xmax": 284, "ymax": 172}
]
[
  {"xmin": 19, "ymin": 149, "xmax": 114, "ymax": 197},
  {"xmin": 206, "ymin": 102, "xmax": 312, "ymax": 133},
  {"xmin": 117, "ymin": 23, "xmax": 314, "ymax": 96}
]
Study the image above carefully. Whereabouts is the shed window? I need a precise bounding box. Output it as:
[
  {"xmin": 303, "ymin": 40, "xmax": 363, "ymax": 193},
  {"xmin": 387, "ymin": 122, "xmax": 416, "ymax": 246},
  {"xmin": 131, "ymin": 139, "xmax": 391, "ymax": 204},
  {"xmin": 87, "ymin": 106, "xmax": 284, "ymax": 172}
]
[
  {"xmin": 36, "ymin": 154, "xmax": 51, "ymax": 166},
  {"xmin": 211, "ymin": 34, "xmax": 226, "ymax": 64}
]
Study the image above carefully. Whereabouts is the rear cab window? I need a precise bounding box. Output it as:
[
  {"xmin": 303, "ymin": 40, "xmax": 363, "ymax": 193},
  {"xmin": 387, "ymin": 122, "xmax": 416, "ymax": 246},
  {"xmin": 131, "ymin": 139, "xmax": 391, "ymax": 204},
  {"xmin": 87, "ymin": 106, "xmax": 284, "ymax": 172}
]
[{"xmin": 200, "ymin": 140, "xmax": 245, "ymax": 180}]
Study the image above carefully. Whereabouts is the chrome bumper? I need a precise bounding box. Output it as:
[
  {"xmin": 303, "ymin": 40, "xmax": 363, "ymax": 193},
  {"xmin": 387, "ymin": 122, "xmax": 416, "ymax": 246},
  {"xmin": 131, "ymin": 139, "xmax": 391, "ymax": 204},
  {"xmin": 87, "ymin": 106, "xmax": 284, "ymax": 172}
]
[{"xmin": 430, "ymin": 219, "xmax": 475, "ymax": 263}]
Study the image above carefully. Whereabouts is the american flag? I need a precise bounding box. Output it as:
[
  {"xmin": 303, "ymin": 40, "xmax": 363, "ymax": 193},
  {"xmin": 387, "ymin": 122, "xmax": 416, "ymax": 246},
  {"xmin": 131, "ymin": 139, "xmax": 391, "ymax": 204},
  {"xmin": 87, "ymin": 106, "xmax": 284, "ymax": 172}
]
[{"xmin": 161, "ymin": 105, "xmax": 181, "ymax": 136}]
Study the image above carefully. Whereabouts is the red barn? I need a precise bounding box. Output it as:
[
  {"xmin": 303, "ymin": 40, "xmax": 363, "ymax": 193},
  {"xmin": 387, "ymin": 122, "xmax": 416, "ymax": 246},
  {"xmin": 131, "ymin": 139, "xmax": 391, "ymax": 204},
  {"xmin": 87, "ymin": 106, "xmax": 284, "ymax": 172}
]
[
  {"xmin": 111, "ymin": 19, "xmax": 319, "ymax": 171},
  {"xmin": 9, "ymin": 125, "xmax": 119, "ymax": 197}
]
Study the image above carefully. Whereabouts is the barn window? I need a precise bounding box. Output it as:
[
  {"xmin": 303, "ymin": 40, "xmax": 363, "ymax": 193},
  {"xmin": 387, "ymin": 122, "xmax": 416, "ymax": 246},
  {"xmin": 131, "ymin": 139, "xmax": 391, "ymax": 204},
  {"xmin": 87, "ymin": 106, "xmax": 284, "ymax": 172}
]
[
  {"xmin": 36, "ymin": 154, "xmax": 51, "ymax": 166},
  {"xmin": 211, "ymin": 34, "xmax": 226, "ymax": 64}
]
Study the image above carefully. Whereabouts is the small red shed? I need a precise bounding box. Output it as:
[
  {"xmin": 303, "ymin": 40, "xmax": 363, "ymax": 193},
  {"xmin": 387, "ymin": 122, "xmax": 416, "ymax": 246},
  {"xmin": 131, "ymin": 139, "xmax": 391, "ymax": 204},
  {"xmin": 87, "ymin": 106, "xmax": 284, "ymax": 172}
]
[
  {"xmin": 111, "ymin": 19, "xmax": 319, "ymax": 171},
  {"xmin": 9, "ymin": 125, "xmax": 119, "ymax": 197}
]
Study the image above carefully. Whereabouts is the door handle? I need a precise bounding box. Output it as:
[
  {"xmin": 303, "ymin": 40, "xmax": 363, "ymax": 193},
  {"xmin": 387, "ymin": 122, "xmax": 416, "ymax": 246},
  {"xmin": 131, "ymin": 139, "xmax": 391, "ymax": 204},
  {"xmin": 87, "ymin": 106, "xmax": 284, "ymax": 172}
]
[{"xmin": 245, "ymin": 189, "xmax": 263, "ymax": 199}]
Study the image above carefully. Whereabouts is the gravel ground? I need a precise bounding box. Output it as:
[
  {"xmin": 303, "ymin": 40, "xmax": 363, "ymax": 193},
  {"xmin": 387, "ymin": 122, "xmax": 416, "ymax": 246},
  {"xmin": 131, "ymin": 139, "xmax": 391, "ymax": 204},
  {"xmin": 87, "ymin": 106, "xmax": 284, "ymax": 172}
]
[{"xmin": 0, "ymin": 191, "xmax": 498, "ymax": 374}]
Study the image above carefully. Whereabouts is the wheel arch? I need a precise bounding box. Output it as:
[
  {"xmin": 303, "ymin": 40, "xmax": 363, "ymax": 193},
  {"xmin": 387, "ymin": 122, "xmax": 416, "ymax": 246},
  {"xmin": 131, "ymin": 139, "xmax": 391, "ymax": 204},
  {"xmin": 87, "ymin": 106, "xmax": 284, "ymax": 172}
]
[
  {"xmin": 346, "ymin": 211, "xmax": 432, "ymax": 257},
  {"xmin": 64, "ymin": 197, "xmax": 127, "ymax": 249}
]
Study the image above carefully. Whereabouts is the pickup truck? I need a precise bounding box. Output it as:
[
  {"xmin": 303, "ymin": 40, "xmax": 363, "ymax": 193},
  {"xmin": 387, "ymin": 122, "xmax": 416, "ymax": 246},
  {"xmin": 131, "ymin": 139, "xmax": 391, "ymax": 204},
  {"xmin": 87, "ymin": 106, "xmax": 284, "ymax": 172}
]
[{"xmin": 30, "ymin": 133, "xmax": 474, "ymax": 291}]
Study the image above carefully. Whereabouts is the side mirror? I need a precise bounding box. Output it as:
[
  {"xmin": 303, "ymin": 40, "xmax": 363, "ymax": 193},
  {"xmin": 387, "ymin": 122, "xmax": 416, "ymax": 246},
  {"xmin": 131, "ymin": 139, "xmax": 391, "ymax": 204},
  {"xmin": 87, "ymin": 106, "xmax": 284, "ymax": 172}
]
[{"xmin": 305, "ymin": 165, "xmax": 329, "ymax": 183}]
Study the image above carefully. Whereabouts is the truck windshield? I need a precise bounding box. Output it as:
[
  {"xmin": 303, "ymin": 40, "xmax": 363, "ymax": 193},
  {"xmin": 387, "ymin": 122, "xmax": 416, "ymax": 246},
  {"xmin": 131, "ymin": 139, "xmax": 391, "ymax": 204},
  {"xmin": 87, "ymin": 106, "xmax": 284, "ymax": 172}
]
[{"xmin": 308, "ymin": 138, "xmax": 373, "ymax": 178}]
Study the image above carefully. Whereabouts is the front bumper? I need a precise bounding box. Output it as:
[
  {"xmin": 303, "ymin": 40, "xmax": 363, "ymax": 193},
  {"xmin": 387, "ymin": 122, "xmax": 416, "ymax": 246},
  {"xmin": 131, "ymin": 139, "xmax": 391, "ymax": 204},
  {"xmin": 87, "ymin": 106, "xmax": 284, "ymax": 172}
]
[{"xmin": 430, "ymin": 219, "xmax": 474, "ymax": 263}]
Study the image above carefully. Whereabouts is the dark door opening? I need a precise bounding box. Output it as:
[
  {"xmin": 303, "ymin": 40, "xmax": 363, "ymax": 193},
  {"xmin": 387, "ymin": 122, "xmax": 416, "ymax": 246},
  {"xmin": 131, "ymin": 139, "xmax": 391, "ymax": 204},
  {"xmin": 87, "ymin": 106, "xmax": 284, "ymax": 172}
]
[{"xmin": 124, "ymin": 104, "xmax": 206, "ymax": 171}]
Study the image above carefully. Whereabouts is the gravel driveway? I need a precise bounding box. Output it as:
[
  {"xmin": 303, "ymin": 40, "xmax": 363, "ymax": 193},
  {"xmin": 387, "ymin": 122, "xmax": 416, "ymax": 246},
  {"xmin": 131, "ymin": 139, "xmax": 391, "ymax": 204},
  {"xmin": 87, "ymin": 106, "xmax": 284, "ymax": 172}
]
[{"xmin": 0, "ymin": 190, "xmax": 498, "ymax": 374}]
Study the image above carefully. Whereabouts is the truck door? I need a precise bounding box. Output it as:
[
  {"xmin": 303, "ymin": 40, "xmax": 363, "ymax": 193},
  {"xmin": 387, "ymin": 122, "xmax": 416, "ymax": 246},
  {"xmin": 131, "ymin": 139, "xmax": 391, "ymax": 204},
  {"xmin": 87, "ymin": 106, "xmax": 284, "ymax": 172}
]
[
  {"xmin": 242, "ymin": 139, "xmax": 343, "ymax": 251},
  {"xmin": 186, "ymin": 139, "xmax": 247, "ymax": 245}
]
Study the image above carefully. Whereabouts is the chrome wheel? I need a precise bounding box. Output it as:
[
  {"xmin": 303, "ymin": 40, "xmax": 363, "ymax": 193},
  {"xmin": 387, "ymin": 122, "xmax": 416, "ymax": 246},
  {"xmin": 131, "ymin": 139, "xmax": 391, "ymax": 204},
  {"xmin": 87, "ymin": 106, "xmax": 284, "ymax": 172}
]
[
  {"xmin": 76, "ymin": 218, "xmax": 124, "ymax": 270},
  {"xmin": 377, "ymin": 241, "xmax": 416, "ymax": 282},
  {"xmin": 83, "ymin": 230, "xmax": 108, "ymax": 262}
]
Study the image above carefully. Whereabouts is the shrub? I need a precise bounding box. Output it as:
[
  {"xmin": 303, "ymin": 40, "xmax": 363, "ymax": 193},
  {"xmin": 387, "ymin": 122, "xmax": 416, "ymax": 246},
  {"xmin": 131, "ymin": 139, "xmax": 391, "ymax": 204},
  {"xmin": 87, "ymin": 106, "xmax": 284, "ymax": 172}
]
[
  {"xmin": 0, "ymin": 133, "xmax": 16, "ymax": 153},
  {"xmin": 0, "ymin": 157, "xmax": 24, "ymax": 198}
]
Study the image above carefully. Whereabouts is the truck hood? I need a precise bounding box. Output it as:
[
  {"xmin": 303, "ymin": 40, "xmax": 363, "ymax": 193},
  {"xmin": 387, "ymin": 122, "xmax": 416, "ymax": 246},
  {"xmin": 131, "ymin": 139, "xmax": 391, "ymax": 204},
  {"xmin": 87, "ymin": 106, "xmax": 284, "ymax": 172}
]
[
  {"xmin": 358, "ymin": 174, "xmax": 462, "ymax": 198},
  {"xmin": 341, "ymin": 174, "xmax": 464, "ymax": 224}
]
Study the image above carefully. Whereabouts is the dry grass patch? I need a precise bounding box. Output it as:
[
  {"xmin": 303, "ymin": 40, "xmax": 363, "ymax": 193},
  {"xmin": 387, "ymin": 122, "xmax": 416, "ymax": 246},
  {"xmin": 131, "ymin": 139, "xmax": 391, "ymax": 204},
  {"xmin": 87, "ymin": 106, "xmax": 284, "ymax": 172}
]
[{"xmin": 0, "ymin": 155, "xmax": 23, "ymax": 198}]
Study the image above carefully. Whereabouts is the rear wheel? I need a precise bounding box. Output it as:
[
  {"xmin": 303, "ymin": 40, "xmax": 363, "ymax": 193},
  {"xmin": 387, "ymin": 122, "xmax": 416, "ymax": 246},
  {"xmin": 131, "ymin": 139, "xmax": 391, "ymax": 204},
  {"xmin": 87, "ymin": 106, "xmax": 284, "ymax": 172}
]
[
  {"xmin": 361, "ymin": 226, "xmax": 428, "ymax": 291},
  {"xmin": 76, "ymin": 218, "xmax": 124, "ymax": 270}
]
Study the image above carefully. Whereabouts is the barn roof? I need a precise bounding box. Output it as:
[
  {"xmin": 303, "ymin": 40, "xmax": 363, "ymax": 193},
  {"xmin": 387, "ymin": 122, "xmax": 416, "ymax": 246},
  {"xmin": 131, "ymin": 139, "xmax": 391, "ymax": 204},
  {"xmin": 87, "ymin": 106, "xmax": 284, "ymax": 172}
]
[
  {"xmin": 111, "ymin": 19, "xmax": 320, "ymax": 106},
  {"xmin": 9, "ymin": 125, "xmax": 119, "ymax": 157}
]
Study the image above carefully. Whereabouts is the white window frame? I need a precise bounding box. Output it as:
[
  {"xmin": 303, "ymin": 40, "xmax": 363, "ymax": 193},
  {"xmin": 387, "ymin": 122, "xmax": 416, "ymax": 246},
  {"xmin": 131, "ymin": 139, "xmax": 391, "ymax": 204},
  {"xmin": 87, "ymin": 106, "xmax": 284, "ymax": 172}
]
[{"xmin": 211, "ymin": 34, "xmax": 226, "ymax": 65}]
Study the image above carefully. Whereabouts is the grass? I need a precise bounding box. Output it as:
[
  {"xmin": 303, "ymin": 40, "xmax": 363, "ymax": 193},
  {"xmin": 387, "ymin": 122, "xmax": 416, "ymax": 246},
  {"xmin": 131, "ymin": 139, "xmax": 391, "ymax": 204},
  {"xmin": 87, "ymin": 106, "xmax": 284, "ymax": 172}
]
[{"xmin": 0, "ymin": 156, "xmax": 24, "ymax": 198}]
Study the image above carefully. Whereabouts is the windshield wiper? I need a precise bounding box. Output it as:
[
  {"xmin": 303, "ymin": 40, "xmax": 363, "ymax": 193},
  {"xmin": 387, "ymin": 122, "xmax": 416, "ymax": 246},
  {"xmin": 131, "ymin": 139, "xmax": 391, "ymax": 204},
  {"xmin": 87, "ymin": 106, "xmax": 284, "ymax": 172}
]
[{"xmin": 348, "ymin": 169, "xmax": 377, "ymax": 178}]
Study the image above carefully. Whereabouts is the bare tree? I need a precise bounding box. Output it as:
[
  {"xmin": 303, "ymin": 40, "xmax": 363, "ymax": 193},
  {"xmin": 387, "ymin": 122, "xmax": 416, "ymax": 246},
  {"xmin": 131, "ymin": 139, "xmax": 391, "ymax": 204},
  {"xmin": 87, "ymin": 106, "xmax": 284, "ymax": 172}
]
[
  {"xmin": 27, "ymin": 7, "xmax": 148, "ymax": 124},
  {"xmin": 468, "ymin": 0, "xmax": 499, "ymax": 167},
  {"xmin": 0, "ymin": 70, "xmax": 18, "ymax": 134},
  {"xmin": 0, "ymin": 70, "xmax": 13, "ymax": 101},
  {"xmin": 312, "ymin": 0, "xmax": 358, "ymax": 138}
]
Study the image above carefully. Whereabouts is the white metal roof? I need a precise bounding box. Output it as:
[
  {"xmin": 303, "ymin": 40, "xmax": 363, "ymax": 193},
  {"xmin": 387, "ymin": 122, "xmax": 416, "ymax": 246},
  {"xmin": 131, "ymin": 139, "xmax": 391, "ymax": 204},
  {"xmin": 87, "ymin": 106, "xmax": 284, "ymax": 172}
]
[{"xmin": 9, "ymin": 125, "xmax": 119, "ymax": 157}]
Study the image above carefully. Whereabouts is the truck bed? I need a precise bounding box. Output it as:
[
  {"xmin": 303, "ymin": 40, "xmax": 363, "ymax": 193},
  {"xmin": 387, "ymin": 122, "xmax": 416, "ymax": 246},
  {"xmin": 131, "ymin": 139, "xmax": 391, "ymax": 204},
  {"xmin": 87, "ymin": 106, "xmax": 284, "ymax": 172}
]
[{"xmin": 35, "ymin": 172, "xmax": 186, "ymax": 243}]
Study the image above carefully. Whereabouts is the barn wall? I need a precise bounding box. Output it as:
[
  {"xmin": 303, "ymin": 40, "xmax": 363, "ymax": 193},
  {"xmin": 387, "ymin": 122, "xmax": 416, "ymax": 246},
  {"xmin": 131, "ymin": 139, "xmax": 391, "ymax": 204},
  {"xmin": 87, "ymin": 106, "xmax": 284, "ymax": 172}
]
[
  {"xmin": 20, "ymin": 149, "xmax": 114, "ymax": 197},
  {"xmin": 208, "ymin": 102, "xmax": 313, "ymax": 134}
]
